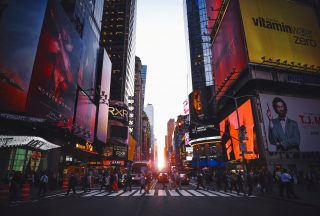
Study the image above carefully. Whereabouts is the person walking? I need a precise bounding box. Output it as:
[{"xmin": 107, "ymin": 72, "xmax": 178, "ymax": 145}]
[
  {"xmin": 100, "ymin": 173, "xmax": 108, "ymax": 192},
  {"xmin": 66, "ymin": 173, "xmax": 77, "ymax": 195},
  {"xmin": 139, "ymin": 173, "xmax": 146, "ymax": 193},
  {"xmin": 81, "ymin": 174, "xmax": 88, "ymax": 192},
  {"xmin": 176, "ymin": 172, "xmax": 181, "ymax": 191},
  {"xmin": 87, "ymin": 173, "xmax": 92, "ymax": 192},
  {"xmin": 281, "ymin": 169, "xmax": 292, "ymax": 198},
  {"xmin": 236, "ymin": 171, "xmax": 246, "ymax": 196},
  {"xmin": 38, "ymin": 172, "xmax": 48, "ymax": 197},
  {"xmin": 196, "ymin": 172, "xmax": 205, "ymax": 190},
  {"xmin": 124, "ymin": 172, "xmax": 132, "ymax": 192},
  {"xmin": 246, "ymin": 171, "xmax": 254, "ymax": 196}
]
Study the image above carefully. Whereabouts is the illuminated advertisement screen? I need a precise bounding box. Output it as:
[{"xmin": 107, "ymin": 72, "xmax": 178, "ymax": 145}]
[
  {"xmin": 0, "ymin": 1, "xmax": 47, "ymax": 112},
  {"xmin": 212, "ymin": 0, "xmax": 248, "ymax": 99},
  {"xmin": 239, "ymin": 0, "xmax": 320, "ymax": 70},
  {"xmin": 78, "ymin": 20, "xmax": 99, "ymax": 90},
  {"xmin": 96, "ymin": 49, "xmax": 112, "ymax": 142},
  {"xmin": 108, "ymin": 100, "xmax": 129, "ymax": 125},
  {"xmin": 259, "ymin": 94, "xmax": 320, "ymax": 152},
  {"xmin": 26, "ymin": 0, "xmax": 83, "ymax": 128},
  {"xmin": 74, "ymin": 91, "xmax": 96, "ymax": 142},
  {"xmin": 219, "ymin": 100, "xmax": 259, "ymax": 161},
  {"xmin": 206, "ymin": 0, "xmax": 223, "ymax": 30}
]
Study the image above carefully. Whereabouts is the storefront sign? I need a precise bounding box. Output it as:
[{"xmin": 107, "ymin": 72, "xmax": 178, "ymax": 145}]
[{"xmin": 75, "ymin": 141, "xmax": 93, "ymax": 152}]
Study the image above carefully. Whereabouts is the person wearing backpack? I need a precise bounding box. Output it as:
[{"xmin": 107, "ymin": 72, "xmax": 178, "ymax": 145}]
[{"xmin": 38, "ymin": 172, "xmax": 48, "ymax": 197}]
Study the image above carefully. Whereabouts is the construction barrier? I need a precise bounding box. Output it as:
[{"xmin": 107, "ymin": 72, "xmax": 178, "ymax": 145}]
[
  {"xmin": 0, "ymin": 184, "xmax": 10, "ymax": 206},
  {"xmin": 62, "ymin": 177, "xmax": 68, "ymax": 191},
  {"xmin": 21, "ymin": 182, "xmax": 30, "ymax": 202}
]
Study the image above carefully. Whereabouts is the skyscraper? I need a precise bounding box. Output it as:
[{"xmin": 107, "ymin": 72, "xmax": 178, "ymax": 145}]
[
  {"xmin": 100, "ymin": 0, "xmax": 137, "ymax": 104},
  {"xmin": 144, "ymin": 104, "xmax": 154, "ymax": 162}
]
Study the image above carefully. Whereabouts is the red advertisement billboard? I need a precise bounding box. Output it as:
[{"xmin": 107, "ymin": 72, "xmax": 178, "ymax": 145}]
[
  {"xmin": 219, "ymin": 100, "xmax": 259, "ymax": 161},
  {"xmin": 206, "ymin": 0, "xmax": 223, "ymax": 31},
  {"xmin": 212, "ymin": 0, "xmax": 247, "ymax": 99},
  {"xmin": 26, "ymin": 0, "xmax": 83, "ymax": 128},
  {"xmin": 0, "ymin": 1, "xmax": 48, "ymax": 112},
  {"xmin": 73, "ymin": 91, "xmax": 96, "ymax": 142},
  {"xmin": 96, "ymin": 49, "xmax": 112, "ymax": 143}
]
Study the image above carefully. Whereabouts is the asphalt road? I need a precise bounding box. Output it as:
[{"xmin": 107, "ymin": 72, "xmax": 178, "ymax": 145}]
[{"xmin": 1, "ymin": 180, "xmax": 319, "ymax": 216}]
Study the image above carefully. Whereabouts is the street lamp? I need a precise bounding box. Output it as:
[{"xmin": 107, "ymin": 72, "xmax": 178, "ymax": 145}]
[{"xmin": 219, "ymin": 94, "xmax": 254, "ymax": 172}]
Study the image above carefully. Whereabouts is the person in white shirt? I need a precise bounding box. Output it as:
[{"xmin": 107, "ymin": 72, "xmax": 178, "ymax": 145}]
[{"xmin": 38, "ymin": 172, "xmax": 48, "ymax": 197}]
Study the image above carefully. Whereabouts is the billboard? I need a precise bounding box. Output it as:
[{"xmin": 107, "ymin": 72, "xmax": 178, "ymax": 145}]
[
  {"xmin": 206, "ymin": 0, "xmax": 223, "ymax": 31},
  {"xmin": 219, "ymin": 100, "xmax": 259, "ymax": 161},
  {"xmin": 259, "ymin": 94, "xmax": 320, "ymax": 152},
  {"xmin": 26, "ymin": 0, "xmax": 83, "ymax": 128},
  {"xmin": 0, "ymin": 0, "xmax": 48, "ymax": 112},
  {"xmin": 73, "ymin": 91, "xmax": 96, "ymax": 142},
  {"xmin": 96, "ymin": 49, "xmax": 112, "ymax": 142},
  {"xmin": 239, "ymin": 0, "xmax": 320, "ymax": 70},
  {"xmin": 212, "ymin": 0, "xmax": 247, "ymax": 99}
]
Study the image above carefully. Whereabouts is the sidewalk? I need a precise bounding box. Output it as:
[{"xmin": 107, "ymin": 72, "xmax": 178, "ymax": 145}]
[{"xmin": 255, "ymin": 184, "xmax": 320, "ymax": 207}]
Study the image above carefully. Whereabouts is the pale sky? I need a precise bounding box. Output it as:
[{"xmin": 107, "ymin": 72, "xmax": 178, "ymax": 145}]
[{"xmin": 136, "ymin": 0, "xmax": 191, "ymax": 149}]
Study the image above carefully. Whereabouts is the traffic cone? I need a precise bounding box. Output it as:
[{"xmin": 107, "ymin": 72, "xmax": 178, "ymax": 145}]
[
  {"xmin": 0, "ymin": 184, "xmax": 10, "ymax": 206},
  {"xmin": 62, "ymin": 177, "xmax": 68, "ymax": 191},
  {"xmin": 21, "ymin": 182, "xmax": 30, "ymax": 202}
]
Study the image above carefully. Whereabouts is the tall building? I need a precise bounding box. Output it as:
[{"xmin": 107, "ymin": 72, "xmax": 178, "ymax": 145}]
[
  {"xmin": 133, "ymin": 56, "xmax": 143, "ymax": 161},
  {"xmin": 141, "ymin": 65, "xmax": 147, "ymax": 103},
  {"xmin": 144, "ymin": 104, "xmax": 155, "ymax": 162},
  {"xmin": 100, "ymin": 0, "xmax": 137, "ymax": 104},
  {"xmin": 166, "ymin": 119, "xmax": 175, "ymax": 168}
]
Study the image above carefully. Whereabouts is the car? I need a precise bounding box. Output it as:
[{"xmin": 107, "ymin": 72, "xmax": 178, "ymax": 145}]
[
  {"xmin": 157, "ymin": 172, "xmax": 169, "ymax": 184},
  {"xmin": 179, "ymin": 173, "xmax": 190, "ymax": 185}
]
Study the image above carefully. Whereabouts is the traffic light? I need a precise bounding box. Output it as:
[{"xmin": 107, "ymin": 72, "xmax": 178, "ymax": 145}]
[{"xmin": 177, "ymin": 120, "xmax": 183, "ymax": 131}]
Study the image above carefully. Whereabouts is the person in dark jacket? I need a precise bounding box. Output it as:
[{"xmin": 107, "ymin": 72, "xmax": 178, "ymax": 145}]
[{"xmin": 66, "ymin": 173, "xmax": 77, "ymax": 195}]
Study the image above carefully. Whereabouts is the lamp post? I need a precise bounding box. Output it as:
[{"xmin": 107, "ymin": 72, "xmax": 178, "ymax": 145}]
[{"xmin": 219, "ymin": 94, "xmax": 254, "ymax": 172}]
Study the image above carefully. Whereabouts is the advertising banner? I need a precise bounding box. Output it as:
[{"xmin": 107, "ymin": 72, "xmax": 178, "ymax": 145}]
[
  {"xmin": 239, "ymin": 0, "xmax": 320, "ymax": 70},
  {"xmin": 0, "ymin": 0, "xmax": 48, "ymax": 112},
  {"xmin": 206, "ymin": 0, "xmax": 223, "ymax": 31},
  {"xmin": 26, "ymin": 0, "xmax": 83, "ymax": 128},
  {"xmin": 259, "ymin": 94, "xmax": 320, "ymax": 152},
  {"xmin": 212, "ymin": 0, "xmax": 247, "ymax": 98},
  {"xmin": 108, "ymin": 100, "xmax": 129, "ymax": 125},
  {"xmin": 73, "ymin": 91, "xmax": 96, "ymax": 142},
  {"xmin": 96, "ymin": 49, "xmax": 112, "ymax": 142},
  {"xmin": 219, "ymin": 100, "xmax": 259, "ymax": 161}
]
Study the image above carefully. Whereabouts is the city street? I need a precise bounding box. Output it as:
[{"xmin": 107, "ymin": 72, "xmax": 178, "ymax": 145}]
[{"xmin": 1, "ymin": 179, "xmax": 319, "ymax": 216}]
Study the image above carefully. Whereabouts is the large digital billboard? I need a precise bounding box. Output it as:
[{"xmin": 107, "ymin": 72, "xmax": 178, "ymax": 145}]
[
  {"xmin": 259, "ymin": 94, "xmax": 320, "ymax": 152},
  {"xmin": 206, "ymin": 0, "xmax": 223, "ymax": 31},
  {"xmin": 96, "ymin": 49, "xmax": 112, "ymax": 143},
  {"xmin": 26, "ymin": 0, "xmax": 83, "ymax": 128},
  {"xmin": 239, "ymin": 0, "xmax": 320, "ymax": 70},
  {"xmin": 219, "ymin": 100, "xmax": 259, "ymax": 161},
  {"xmin": 73, "ymin": 91, "xmax": 96, "ymax": 142},
  {"xmin": 0, "ymin": 0, "xmax": 48, "ymax": 112},
  {"xmin": 212, "ymin": 0, "xmax": 248, "ymax": 99}
]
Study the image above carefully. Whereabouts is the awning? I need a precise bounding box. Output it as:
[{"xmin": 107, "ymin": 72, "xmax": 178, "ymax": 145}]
[{"xmin": 0, "ymin": 135, "xmax": 60, "ymax": 151}]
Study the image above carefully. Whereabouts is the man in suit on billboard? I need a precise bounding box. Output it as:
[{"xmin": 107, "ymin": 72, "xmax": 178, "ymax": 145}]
[{"xmin": 267, "ymin": 97, "xmax": 300, "ymax": 151}]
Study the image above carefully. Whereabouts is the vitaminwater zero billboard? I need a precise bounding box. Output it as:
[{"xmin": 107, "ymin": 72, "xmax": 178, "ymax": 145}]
[{"xmin": 239, "ymin": 0, "xmax": 320, "ymax": 70}]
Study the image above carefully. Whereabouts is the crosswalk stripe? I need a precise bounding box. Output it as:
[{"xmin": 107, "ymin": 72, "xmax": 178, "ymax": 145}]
[
  {"xmin": 168, "ymin": 190, "xmax": 180, "ymax": 196},
  {"xmin": 121, "ymin": 190, "xmax": 137, "ymax": 196},
  {"xmin": 133, "ymin": 190, "xmax": 144, "ymax": 196},
  {"xmin": 82, "ymin": 190, "xmax": 100, "ymax": 197},
  {"xmin": 222, "ymin": 191, "xmax": 242, "ymax": 197},
  {"xmin": 179, "ymin": 190, "xmax": 192, "ymax": 196},
  {"xmin": 145, "ymin": 190, "xmax": 155, "ymax": 196},
  {"xmin": 108, "ymin": 190, "xmax": 124, "ymax": 196},
  {"xmin": 158, "ymin": 190, "xmax": 167, "ymax": 196},
  {"xmin": 95, "ymin": 191, "xmax": 110, "ymax": 197},
  {"xmin": 188, "ymin": 190, "xmax": 205, "ymax": 196},
  {"xmin": 197, "ymin": 190, "xmax": 218, "ymax": 196},
  {"xmin": 207, "ymin": 191, "xmax": 230, "ymax": 197}
]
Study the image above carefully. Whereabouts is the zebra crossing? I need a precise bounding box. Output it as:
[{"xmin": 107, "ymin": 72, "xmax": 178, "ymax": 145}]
[{"xmin": 45, "ymin": 188, "xmax": 257, "ymax": 199}]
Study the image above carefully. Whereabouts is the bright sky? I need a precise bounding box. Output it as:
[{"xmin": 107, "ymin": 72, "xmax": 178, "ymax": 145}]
[{"xmin": 136, "ymin": 0, "xmax": 191, "ymax": 155}]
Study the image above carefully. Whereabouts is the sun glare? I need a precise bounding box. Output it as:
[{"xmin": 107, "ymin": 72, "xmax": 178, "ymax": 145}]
[{"xmin": 157, "ymin": 144, "xmax": 165, "ymax": 171}]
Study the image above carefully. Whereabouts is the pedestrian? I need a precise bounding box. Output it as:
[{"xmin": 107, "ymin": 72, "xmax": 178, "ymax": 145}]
[
  {"xmin": 196, "ymin": 172, "xmax": 205, "ymax": 190},
  {"xmin": 145, "ymin": 173, "xmax": 151, "ymax": 193},
  {"xmin": 100, "ymin": 173, "xmax": 107, "ymax": 192},
  {"xmin": 124, "ymin": 172, "xmax": 132, "ymax": 192},
  {"xmin": 236, "ymin": 171, "xmax": 246, "ymax": 196},
  {"xmin": 176, "ymin": 172, "xmax": 181, "ymax": 191},
  {"xmin": 246, "ymin": 171, "xmax": 254, "ymax": 196},
  {"xmin": 38, "ymin": 172, "xmax": 48, "ymax": 197},
  {"xmin": 87, "ymin": 173, "xmax": 92, "ymax": 192},
  {"xmin": 139, "ymin": 173, "xmax": 146, "ymax": 193},
  {"xmin": 81, "ymin": 174, "xmax": 88, "ymax": 192},
  {"xmin": 205, "ymin": 172, "xmax": 214, "ymax": 191},
  {"xmin": 66, "ymin": 173, "xmax": 77, "ymax": 195},
  {"xmin": 281, "ymin": 169, "xmax": 292, "ymax": 198}
]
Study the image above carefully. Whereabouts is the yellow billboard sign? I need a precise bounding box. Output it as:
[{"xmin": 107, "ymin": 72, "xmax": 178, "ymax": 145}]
[
  {"xmin": 128, "ymin": 134, "xmax": 136, "ymax": 161},
  {"xmin": 239, "ymin": 0, "xmax": 320, "ymax": 71}
]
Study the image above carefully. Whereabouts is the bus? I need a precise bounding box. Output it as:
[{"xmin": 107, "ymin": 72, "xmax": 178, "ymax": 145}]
[{"xmin": 131, "ymin": 161, "xmax": 151, "ymax": 184}]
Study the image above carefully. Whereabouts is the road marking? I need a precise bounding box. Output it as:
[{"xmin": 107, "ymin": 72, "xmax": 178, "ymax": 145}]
[
  {"xmin": 158, "ymin": 190, "xmax": 167, "ymax": 196},
  {"xmin": 95, "ymin": 191, "xmax": 110, "ymax": 197},
  {"xmin": 188, "ymin": 190, "xmax": 205, "ymax": 196},
  {"xmin": 120, "ymin": 190, "xmax": 137, "ymax": 196},
  {"xmin": 197, "ymin": 190, "xmax": 218, "ymax": 196},
  {"xmin": 145, "ymin": 190, "xmax": 155, "ymax": 196},
  {"xmin": 133, "ymin": 190, "xmax": 145, "ymax": 196},
  {"xmin": 207, "ymin": 191, "xmax": 230, "ymax": 197},
  {"xmin": 108, "ymin": 190, "xmax": 124, "ymax": 196},
  {"xmin": 221, "ymin": 191, "xmax": 242, "ymax": 197},
  {"xmin": 168, "ymin": 190, "xmax": 180, "ymax": 196},
  {"xmin": 179, "ymin": 190, "xmax": 192, "ymax": 196},
  {"xmin": 82, "ymin": 190, "xmax": 100, "ymax": 197}
]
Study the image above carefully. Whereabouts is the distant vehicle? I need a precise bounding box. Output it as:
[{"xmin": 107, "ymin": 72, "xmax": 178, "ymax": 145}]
[
  {"xmin": 158, "ymin": 172, "xmax": 169, "ymax": 184},
  {"xmin": 131, "ymin": 161, "xmax": 151, "ymax": 184},
  {"xmin": 179, "ymin": 173, "xmax": 190, "ymax": 185}
]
